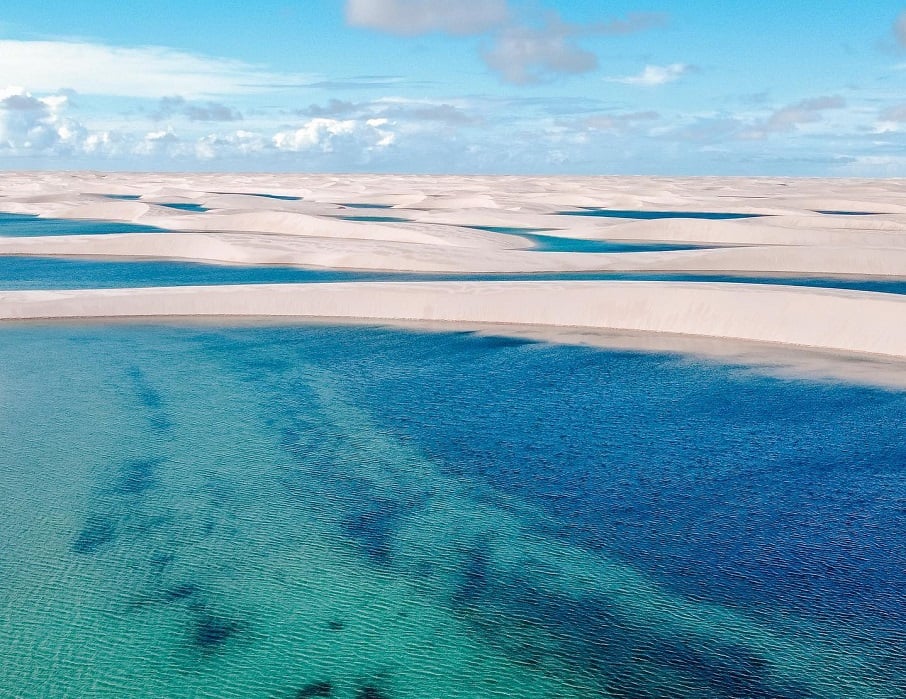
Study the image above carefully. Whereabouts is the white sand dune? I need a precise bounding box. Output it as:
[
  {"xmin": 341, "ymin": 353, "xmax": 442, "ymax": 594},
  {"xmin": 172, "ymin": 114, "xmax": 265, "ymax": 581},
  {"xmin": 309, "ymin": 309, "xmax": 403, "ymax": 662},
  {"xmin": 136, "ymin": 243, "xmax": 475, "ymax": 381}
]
[
  {"xmin": 3, "ymin": 281, "xmax": 905, "ymax": 359},
  {"xmin": 1, "ymin": 171, "xmax": 905, "ymax": 366}
]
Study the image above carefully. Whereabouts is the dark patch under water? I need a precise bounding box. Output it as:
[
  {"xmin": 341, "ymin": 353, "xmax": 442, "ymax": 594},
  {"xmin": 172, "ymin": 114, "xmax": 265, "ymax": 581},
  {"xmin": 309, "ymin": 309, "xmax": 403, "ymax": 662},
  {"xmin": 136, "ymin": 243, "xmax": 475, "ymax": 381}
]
[
  {"xmin": 297, "ymin": 681, "xmax": 333, "ymax": 697},
  {"xmin": 72, "ymin": 515, "xmax": 117, "ymax": 554},
  {"xmin": 342, "ymin": 497, "xmax": 403, "ymax": 564},
  {"xmin": 192, "ymin": 610, "xmax": 240, "ymax": 650},
  {"xmin": 114, "ymin": 458, "xmax": 163, "ymax": 496},
  {"xmin": 163, "ymin": 584, "xmax": 200, "ymax": 602}
]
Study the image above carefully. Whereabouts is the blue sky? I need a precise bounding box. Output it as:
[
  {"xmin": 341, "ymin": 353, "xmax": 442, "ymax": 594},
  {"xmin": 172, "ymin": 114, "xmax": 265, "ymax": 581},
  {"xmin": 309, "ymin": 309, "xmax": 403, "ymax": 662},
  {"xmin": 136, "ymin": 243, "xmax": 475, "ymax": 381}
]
[{"xmin": 1, "ymin": 0, "xmax": 905, "ymax": 175}]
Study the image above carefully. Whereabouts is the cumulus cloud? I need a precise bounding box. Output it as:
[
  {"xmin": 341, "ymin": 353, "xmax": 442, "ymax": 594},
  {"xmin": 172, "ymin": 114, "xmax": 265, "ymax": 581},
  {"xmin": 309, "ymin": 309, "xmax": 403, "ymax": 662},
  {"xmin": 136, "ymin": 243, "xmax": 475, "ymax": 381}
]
[
  {"xmin": 346, "ymin": 0, "xmax": 509, "ymax": 35},
  {"xmin": 195, "ymin": 130, "xmax": 267, "ymax": 159},
  {"xmin": 299, "ymin": 98, "xmax": 477, "ymax": 126},
  {"xmin": 0, "ymin": 87, "xmax": 91, "ymax": 154},
  {"xmin": 741, "ymin": 95, "xmax": 846, "ymax": 139},
  {"xmin": 346, "ymin": 2, "xmax": 665, "ymax": 85},
  {"xmin": 155, "ymin": 96, "xmax": 243, "ymax": 122},
  {"xmin": 482, "ymin": 20, "xmax": 597, "ymax": 85},
  {"xmin": 482, "ymin": 12, "xmax": 667, "ymax": 85},
  {"xmin": 756, "ymin": 95, "xmax": 846, "ymax": 134},
  {"xmin": 273, "ymin": 117, "xmax": 395, "ymax": 154},
  {"xmin": 0, "ymin": 40, "xmax": 310, "ymax": 98},
  {"xmin": 606, "ymin": 63, "xmax": 692, "ymax": 86}
]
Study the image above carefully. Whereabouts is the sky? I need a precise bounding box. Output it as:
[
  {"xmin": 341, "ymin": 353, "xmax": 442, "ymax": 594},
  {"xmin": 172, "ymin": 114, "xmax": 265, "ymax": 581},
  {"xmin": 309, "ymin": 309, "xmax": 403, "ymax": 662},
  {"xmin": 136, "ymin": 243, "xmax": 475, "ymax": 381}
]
[{"xmin": 1, "ymin": 0, "xmax": 905, "ymax": 176}]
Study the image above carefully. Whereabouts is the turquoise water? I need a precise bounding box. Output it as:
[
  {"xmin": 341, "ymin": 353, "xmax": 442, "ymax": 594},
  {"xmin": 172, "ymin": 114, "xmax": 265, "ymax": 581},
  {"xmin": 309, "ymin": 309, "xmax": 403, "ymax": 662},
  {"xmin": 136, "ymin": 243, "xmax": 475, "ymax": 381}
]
[
  {"xmin": 0, "ymin": 213, "xmax": 166, "ymax": 236},
  {"xmin": 557, "ymin": 209, "xmax": 763, "ymax": 220},
  {"xmin": 466, "ymin": 226, "xmax": 710, "ymax": 253},
  {"xmin": 3, "ymin": 256, "xmax": 906, "ymax": 296},
  {"xmin": 0, "ymin": 323, "xmax": 903, "ymax": 697}
]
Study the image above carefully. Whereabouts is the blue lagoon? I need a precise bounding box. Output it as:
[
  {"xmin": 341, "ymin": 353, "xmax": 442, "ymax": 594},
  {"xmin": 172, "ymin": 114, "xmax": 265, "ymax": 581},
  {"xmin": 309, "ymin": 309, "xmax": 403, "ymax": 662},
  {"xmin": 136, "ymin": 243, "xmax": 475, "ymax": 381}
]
[{"xmin": 0, "ymin": 323, "xmax": 903, "ymax": 697}]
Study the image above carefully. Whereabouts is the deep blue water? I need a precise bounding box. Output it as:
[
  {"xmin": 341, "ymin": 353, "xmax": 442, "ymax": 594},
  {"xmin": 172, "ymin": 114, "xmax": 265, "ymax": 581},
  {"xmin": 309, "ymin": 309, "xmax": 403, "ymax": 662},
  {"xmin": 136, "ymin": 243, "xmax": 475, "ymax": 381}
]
[
  {"xmin": 466, "ymin": 226, "xmax": 710, "ymax": 253},
  {"xmin": 0, "ymin": 213, "xmax": 167, "ymax": 236},
  {"xmin": 557, "ymin": 209, "xmax": 763, "ymax": 220},
  {"xmin": 2, "ymin": 256, "xmax": 905, "ymax": 296},
  {"xmin": 0, "ymin": 322, "xmax": 902, "ymax": 697},
  {"xmin": 105, "ymin": 194, "xmax": 142, "ymax": 201}
]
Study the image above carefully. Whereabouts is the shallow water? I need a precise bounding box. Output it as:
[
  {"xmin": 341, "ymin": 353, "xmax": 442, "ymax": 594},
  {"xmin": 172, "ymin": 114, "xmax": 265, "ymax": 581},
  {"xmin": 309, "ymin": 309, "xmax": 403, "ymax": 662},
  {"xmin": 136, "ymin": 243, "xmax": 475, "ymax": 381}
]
[
  {"xmin": 0, "ymin": 323, "xmax": 902, "ymax": 698},
  {"xmin": 0, "ymin": 213, "xmax": 166, "ymax": 236},
  {"xmin": 557, "ymin": 209, "xmax": 763, "ymax": 220},
  {"xmin": 2, "ymin": 256, "xmax": 906, "ymax": 296}
]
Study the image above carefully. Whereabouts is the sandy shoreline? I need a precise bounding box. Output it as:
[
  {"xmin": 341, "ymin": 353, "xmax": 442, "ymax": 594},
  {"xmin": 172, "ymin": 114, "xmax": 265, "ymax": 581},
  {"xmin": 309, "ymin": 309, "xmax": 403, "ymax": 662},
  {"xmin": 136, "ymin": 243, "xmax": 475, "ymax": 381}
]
[{"xmin": 3, "ymin": 280, "xmax": 906, "ymax": 357}]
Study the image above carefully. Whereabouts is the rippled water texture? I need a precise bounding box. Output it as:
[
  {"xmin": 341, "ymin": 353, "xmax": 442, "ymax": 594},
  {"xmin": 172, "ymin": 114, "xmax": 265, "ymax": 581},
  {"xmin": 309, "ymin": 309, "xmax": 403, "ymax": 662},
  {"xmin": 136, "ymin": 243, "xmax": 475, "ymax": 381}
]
[{"xmin": 0, "ymin": 324, "xmax": 903, "ymax": 698}]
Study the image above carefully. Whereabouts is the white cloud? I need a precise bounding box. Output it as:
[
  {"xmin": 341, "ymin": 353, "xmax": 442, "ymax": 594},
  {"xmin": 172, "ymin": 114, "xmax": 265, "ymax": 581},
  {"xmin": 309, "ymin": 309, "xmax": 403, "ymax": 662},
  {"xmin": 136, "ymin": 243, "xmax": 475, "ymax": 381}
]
[
  {"xmin": 346, "ymin": 0, "xmax": 509, "ymax": 36},
  {"xmin": 607, "ymin": 63, "xmax": 691, "ymax": 86},
  {"xmin": 273, "ymin": 117, "xmax": 395, "ymax": 153},
  {"xmin": 482, "ymin": 20, "xmax": 598, "ymax": 85},
  {"xmin": 195, "ymin": 130, "xmax": 267, "ymax": 159},
  {"xmin": 715, "ymin": 96, "xmax": 847, "ymax": 141},
  {"xmin": 0, "ymin": 40, "xmax": 310, "ymax": 98},
  {"xmin": 0, "ymin": 87, "xmax": 90, "ymax": 154}
]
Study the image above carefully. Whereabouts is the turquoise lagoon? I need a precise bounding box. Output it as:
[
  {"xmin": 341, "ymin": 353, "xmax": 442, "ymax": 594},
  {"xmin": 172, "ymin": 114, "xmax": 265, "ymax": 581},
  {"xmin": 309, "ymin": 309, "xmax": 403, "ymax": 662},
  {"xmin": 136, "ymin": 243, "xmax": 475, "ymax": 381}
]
[{"xmin": 0, "ymin": 323, "xmax": 903, "ymax": 698}]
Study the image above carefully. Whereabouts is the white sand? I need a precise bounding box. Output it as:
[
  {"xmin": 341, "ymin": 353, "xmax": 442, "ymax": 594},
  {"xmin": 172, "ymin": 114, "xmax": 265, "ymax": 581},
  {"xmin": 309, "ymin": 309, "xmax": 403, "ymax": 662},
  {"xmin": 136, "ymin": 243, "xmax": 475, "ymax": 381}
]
[
  {"xmin": 2, "ymin": 281, "xmax": 905, "ymax": 359},
  {"xmin": 1, "ymin": 172, "xmax": 905, "ymax": 364}
]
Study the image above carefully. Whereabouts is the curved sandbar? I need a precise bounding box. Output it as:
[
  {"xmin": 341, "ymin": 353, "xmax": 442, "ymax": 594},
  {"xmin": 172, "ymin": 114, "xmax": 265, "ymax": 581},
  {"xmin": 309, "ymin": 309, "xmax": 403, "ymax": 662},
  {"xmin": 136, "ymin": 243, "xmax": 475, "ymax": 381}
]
[{"xmin": 2, "ymin": 280, "xmax": 905, "ymax": 359}]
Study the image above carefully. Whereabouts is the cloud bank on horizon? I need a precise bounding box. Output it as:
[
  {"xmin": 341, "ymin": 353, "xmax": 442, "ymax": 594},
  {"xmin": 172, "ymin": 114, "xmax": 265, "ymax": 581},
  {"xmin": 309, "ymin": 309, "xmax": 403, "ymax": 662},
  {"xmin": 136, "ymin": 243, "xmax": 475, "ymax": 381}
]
[{"xmin": 0, "ymin": 0, "xmax": 905, "ymax": 176}]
